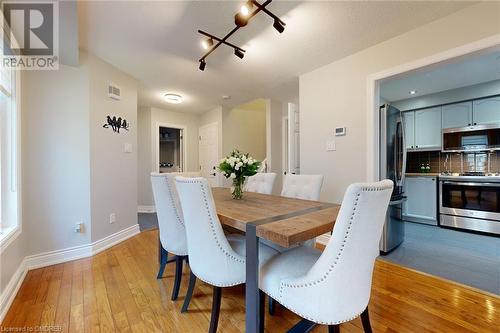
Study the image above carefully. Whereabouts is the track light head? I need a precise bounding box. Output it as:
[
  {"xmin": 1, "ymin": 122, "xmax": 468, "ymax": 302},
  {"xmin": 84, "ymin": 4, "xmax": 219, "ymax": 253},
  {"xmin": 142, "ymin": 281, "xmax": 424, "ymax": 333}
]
[
  {"xmin": 273, "ymin": 19, "xmax": 285, "ymax": 33},
  {"xmin": 199, "ymin": 60, "xmax": 206, "ymax": 71},
  {"xmin": 235, "ymin": 13, "xmax": 248, "ymax": 27},
  {"xmin": 234, "ymin": 49, "xmax": 244, "ymax": 59},
  {"xmin": 240, "ymin": 1, "xmax": 253, "ymax": 16},
  {"xmin": 201, "ymin": 38, "xmax": 214, "ymax": 50}
]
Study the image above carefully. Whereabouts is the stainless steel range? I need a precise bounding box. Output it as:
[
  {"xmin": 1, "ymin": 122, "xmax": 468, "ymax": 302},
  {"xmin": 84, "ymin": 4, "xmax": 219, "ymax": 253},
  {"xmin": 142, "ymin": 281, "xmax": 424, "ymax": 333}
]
[{"xmin": 439, "ymin": 172, "xmax": 500, "ymax": 235}]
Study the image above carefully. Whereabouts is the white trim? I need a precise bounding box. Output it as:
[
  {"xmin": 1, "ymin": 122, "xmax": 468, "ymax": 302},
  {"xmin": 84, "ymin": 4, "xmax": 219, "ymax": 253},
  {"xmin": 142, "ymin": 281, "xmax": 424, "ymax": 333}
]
[
  {"xmin": 0, "ymin": 224, "xmax": 140, "ymax": 322},
  {"xmin": 0, "ymin": 256, "xmax": 27, "ymax": 323},
  {"xmin": 0, "ymin": 226, "xmax": 21, "ymax": 253},
  {"xmin": 138, "ymin": 205, "xmax": 156, "ymax": 213},
  {"xmin": 153, "ymin": 122, "xmax": 187, "ymax": 174},
  {"xmin": 366, "ymin": 35, "xmax": 500, "ymax": 182}
]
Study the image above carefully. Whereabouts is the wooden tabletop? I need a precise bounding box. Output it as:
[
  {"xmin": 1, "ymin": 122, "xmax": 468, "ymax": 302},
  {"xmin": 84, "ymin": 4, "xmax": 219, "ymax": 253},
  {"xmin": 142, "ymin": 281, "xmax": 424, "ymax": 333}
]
[{"xmin": 212, "ymin": 188, "xmax": 340, "ymax": 247}]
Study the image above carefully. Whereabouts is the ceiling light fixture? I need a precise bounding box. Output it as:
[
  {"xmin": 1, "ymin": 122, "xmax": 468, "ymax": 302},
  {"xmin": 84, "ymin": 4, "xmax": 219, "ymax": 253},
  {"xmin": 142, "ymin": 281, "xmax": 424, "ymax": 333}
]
[
  {"xmin": 197, "ymin": 0, "xmax": 285, "ymax": 71},
  {"xmin": 164, "ymin": 93, "xmax": 183, "ymax": 104},
  {"xmin": 234, "ymin": 48, "xmax": 245, "ymax": 59},
  {"xmin": 409, "ymin": 90, "xmax": 417, "ymax": 95},
  {"xmin": 201, "ymin": 38, "xmax": 214, "ymax": 50}
]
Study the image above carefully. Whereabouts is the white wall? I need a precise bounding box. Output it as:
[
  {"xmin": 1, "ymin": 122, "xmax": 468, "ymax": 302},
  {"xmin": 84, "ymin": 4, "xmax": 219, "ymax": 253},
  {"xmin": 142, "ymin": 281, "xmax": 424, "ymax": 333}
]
[
  {"xmin": 266, "ymin": 99, "xmax": 284, "ymax": 194},
  {"xmin": 22, "ymin": 58, "xmax": 92, "ymax": 254},
  {"xmin": 222, "ymin": 100, "xmax": 267, "ymax": 161},
  {"xmin": 391, "ymin": 79, "xmax": 500, "ymax": 111},
  {"xmin": 300, "ymin": 2, "xmax": 500, "ymax": 203},
  {"xmin": 137, "ymin": 107, "xmax": 200, "ymax": 206},
  {"xmin": 88, "ymin": 54, "xmax": 138, "ymax": 242}
]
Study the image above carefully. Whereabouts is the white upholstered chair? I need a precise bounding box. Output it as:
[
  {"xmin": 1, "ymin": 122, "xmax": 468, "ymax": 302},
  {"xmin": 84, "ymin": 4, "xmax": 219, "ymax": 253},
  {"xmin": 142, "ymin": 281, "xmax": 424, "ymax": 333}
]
[
  {"xmin": 259, "ymin": 180, "xmax": 393, "ymax": 332},
  {"xmin": 170, "ymin": 171, "xmax": 201, "ymax": 177},
  {"xmin": 244, "ymin": 172, "xmax": 277, "ymax": 195},
  {"xmin": 281, "ymin": 174, "xmax": 324, "ymax": 201},
  {"xmin": 150, "ymin": 173, "xmax": 190, "ymax": 302},
  {"xmin": 175, "ymin": 176, "xmax": 279, "ymax": 333}
]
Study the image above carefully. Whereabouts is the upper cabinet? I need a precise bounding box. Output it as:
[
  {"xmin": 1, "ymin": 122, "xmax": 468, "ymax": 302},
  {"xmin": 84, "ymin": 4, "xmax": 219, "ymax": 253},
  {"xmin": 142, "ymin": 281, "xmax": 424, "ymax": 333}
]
[
  {"xmin": 414, "ymin": 107, "xmax": 442, "ymax": 149},
  {"xmin": 403, "ymin": 111, "xmax": 415, "ymax": 149},
  {"xmin": 472, "ymin": 96, "xmax": 500, "ymax": 125},
  {"xmin": 442, "ymin": 102, "xmax": 472, "ymax": 129}
]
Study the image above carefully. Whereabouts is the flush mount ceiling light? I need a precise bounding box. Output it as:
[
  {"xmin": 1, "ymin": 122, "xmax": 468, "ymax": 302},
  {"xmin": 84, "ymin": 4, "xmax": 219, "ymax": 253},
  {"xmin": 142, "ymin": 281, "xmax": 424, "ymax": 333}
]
[
  {"xmin": 197, "ymin": 0, "xmax": 285, "ymax": 71},
  {"xmin": 409, "ymin": 90, "xmax": 417, "ymax": 95},
  {"xmin": 164, "ymin": 93, "xmax": 183, "ymax": 104}
]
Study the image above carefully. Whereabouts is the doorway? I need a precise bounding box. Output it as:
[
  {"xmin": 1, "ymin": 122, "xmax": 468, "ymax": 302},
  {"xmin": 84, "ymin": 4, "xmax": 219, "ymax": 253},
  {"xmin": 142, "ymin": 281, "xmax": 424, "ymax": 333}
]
[{"xmin": 154, "ymin": 123, "xmax": 186, "ymax": 174}]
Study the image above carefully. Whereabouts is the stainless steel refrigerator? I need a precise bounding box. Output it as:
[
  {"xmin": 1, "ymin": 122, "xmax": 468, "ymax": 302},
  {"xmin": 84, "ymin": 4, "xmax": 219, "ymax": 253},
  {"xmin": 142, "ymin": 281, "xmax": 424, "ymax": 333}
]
[{"xmin": 379, "ymin": 104, "xmax": 406, "ymax": 253}]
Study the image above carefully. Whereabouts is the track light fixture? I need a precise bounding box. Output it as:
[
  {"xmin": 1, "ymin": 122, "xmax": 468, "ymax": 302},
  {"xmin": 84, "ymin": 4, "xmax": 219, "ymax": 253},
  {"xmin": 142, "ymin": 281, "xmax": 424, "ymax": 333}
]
[
  {"xmin": 199, "ymin": 59, "xmax": 206, "ymax": 71},
  {"xmin": 273, "ymin": 18, "xmax": 284, "ymax": 33},
  {"xmin": 197, "ymin": 0, "xmax": 285, "ymax": 71},
  {"xmin": 234, "ymin": 48, "xmax": 245, "ymax": 59},
  {"xmin": 201, "ymin": 38, "xmax": 214, "ymax": 50}
]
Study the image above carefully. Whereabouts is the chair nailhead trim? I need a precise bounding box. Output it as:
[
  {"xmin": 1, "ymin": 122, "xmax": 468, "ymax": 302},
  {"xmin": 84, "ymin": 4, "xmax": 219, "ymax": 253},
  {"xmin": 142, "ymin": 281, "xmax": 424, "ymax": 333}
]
[
  {"xmin": 277, "ymin": 184, "xmax": 390, "ymax": 324},
  {"xmin": 178, "ymin": 178, "xmax": 245, "ymax": 264}
]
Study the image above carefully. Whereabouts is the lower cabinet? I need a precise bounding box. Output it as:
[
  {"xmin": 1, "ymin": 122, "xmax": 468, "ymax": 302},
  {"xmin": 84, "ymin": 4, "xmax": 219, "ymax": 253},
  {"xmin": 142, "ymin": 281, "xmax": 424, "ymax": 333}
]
[{"xmin": 403, "ymin": 176, "xmax": 438, "ymax": 225}]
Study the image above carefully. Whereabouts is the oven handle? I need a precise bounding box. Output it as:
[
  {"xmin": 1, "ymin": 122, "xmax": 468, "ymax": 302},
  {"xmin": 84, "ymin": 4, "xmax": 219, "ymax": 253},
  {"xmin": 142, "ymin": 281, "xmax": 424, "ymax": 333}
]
[{"xmin": 442, "ymin": 181, "xmax": 500, "ymax": 187}]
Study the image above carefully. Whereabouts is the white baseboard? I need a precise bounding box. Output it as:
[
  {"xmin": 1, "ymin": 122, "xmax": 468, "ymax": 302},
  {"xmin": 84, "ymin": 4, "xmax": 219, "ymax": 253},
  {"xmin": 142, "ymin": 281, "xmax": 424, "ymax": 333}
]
[
  {"xmin": 0, "ymin": 258, "xmax": 27, "ymax": 323},
  {"xmin": 0, "ymin": 224, "xmax": 140, "ymax": 322},
  {"xmin": 138, "ymin": 205, "xmax": 156, "ymax": 213}
]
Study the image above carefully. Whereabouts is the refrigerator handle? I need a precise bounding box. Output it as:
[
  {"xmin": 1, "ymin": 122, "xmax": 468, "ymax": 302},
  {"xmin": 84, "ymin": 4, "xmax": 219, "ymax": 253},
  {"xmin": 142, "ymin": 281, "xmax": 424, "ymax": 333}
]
[{"xmin": 400, "ymin": 115, "xmax": 407, "ymax": 187}]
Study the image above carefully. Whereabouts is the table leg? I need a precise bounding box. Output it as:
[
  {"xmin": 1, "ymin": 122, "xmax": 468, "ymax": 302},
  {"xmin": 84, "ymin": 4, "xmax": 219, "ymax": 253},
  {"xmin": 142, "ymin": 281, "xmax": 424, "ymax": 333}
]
[{"xmin": 245, "ymin": 224, "xmax": 260, "ymax": 333}]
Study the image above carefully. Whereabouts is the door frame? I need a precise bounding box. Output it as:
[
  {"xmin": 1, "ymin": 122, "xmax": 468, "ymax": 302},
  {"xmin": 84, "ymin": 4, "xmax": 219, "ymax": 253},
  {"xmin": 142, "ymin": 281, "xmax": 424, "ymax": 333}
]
[
  {"xmin": 153, "ymin": 122, "xmax": 187, "ymax": 173},
  {"xmin": 198, "ymin": 121, "xmax": 221, "ymax": 186},
  {"xmin": 281, "ymin": 116, "xmax": 288, "ymax": 175},
  {"xmin": 366, "ymin": 35, "xmax": 500, "ymax": 182}
]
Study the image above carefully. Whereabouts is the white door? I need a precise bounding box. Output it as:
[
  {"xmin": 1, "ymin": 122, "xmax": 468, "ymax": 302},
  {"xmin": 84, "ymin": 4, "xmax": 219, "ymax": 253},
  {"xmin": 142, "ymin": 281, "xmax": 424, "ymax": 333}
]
[
  {"xmin": 287, "ymin": 103, "xmax": 300, "ymax": 175},
  {"xmin": 473, "ymin": 97, "xmax": 500, "ymax": 125},
  {"xmin": 442, "ymin": 102, "xmax": 472, "ymax": 129},
  {"xmin": 403, "ymin": 111, "xmax": 415, "ymax": 149},
  {"xmin": 414, "ymin": 107, "xmax": 442, "ymax": 149},
  {"xmin": 199, "ymin": 123, "xmax": 219, "ymax": 187}
]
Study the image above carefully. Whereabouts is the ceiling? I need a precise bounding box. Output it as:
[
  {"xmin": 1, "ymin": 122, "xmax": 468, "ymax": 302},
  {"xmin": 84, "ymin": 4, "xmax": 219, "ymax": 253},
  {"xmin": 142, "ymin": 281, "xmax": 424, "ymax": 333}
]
[
  {"xmin": 78, "ymin": 1, "xmax": 474, "ymax": 114},
  {"xmin": 381, "ymin": 48, "xmax": 500, "ymax": 102}
]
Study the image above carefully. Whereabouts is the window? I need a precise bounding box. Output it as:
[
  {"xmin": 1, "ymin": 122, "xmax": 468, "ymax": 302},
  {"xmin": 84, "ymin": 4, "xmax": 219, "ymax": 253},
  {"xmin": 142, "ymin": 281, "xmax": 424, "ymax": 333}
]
[{"xmin": 0, "ymin": 53, "xmax": 20, "ymax": 248}]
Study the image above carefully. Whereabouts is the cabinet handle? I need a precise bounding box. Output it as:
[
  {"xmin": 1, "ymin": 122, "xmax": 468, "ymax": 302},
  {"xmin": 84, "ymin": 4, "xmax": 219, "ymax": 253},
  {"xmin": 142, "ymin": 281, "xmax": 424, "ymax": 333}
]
[
  {"xmin": 468, "ymin": 123, "xmax": 471, "ymax": 126},
  {"xmin": 474, "ymin": 123, "xmax": 477, "ymax": 125}
]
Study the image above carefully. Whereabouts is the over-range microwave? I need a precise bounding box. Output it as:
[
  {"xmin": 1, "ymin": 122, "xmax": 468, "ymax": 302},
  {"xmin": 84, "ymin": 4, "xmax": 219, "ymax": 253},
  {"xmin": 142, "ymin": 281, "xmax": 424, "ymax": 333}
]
[{"xmin": 442, "ymin": 123, "xmax": 500, "ymax": 152}]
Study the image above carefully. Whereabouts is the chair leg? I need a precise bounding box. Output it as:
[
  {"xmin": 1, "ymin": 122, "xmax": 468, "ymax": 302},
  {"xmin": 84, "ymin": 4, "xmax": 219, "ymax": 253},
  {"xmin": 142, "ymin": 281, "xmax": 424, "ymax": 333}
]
[
  {"xmin": 157, "ymin": 243, "xmax": 168, "ymax": 279},
  {"xmin": 181, "ymin": 271, "xmax": 197, "ymax": 313},
  {"xmin": 360, "ymin": 307, "xmax": 372, "ymax": 333},
  {"xmin": 328, "ymin": 325, "xmax": 340, "ymax": 333},
  {"xmin": 171, "ymin": 256, "xmax": 184, "ymax": 300},
  {"xmin": 268, "ymin": 296, "xmax": 275, "ymax": 315},
  {"xmin": 259, "ymin": 291, "xmax": 265, "ymax": 333},
  {"xmin": 209, "ymin": 286, "xmax": 222, "ymax": 333}
]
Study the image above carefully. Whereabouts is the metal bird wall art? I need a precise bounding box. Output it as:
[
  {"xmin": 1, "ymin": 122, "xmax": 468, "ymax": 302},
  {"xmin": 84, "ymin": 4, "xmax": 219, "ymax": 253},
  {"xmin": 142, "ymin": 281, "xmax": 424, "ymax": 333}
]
[{"xmin": 103, "ymin": 115, "xmax": 129, "ymax": 133}]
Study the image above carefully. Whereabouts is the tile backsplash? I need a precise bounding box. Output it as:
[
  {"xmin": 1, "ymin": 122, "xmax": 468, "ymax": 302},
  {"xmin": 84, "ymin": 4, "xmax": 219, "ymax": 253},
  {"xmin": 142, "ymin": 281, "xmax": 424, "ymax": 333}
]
[{"xmin": 406, "ymin": 150, "xmax": 500, "ymax": 174}]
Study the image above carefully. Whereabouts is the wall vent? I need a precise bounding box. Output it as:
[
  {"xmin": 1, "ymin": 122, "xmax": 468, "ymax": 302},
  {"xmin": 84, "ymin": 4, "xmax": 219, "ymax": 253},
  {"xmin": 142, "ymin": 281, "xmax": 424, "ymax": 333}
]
[{"xmin": 108, "ymin": 83, "xmax": 121, "ymax": 100}]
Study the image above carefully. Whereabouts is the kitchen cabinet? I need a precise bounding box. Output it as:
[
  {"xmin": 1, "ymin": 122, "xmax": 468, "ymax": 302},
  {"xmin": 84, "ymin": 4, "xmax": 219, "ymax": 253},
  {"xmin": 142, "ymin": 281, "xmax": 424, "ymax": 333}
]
[
  {"xmin": 403, "ymin": 176, "xmax": 438, "ymax": 225},
  {"xmin": 403, "ymin": 111, "xmax": 415, "ymax": 149},
  {"xmin": 414, "ymin": 107, "xmax": 442, "ymax": 149},
  {"xmin": 442, "ymin": 102, "xmax": 472, "ymax": 129},
  {"xmin": 472, "ymin": 96, "xmax": 500, "ymax": 125}
]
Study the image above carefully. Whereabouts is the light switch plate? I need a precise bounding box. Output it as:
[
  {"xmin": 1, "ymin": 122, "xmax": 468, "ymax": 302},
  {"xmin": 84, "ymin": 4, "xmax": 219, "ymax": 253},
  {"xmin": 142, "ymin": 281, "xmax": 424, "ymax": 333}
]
[
  {"xmin": 326, "ymin": 140, "xmax": 336, "ymax": 151},
  {"xmin": 124, "ymin": 143, "xmax": 133, "ymax": 153}
]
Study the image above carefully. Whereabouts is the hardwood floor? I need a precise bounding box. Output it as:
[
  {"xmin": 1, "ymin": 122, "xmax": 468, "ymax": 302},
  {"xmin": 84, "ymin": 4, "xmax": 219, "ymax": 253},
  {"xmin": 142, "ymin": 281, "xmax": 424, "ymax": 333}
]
[{"xmin": 1, "ymin": 229, "xmax": 499, "ymax": 332}]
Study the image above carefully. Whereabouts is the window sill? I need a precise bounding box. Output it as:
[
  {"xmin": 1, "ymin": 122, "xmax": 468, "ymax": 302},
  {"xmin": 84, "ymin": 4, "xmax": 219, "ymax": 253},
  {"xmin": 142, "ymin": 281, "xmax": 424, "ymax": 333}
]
[{"xmin": 0, "ymin": 225, "xmax": 21, "ymax": 252}]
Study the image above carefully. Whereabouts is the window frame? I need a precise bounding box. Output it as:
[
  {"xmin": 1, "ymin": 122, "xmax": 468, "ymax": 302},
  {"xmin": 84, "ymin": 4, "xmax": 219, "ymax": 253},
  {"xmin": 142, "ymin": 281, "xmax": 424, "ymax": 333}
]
[{"xmin": 0, "ymin": 44, "xmax": 22, "ymax": 252}]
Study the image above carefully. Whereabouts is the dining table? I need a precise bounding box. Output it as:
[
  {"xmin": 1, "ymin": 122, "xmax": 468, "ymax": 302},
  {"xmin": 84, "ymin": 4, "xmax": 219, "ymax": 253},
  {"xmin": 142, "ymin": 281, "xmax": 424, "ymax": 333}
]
[{"xmin": 211, "ymin": 187, "xmax": 341, "ymax": 333}]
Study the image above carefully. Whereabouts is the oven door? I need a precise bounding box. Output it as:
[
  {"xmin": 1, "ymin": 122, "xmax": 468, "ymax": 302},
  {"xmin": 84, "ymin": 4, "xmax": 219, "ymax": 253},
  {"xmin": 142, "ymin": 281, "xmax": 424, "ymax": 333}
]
[{"xmin": 440, "ymin": 181, "xmax": 500, "ymax": 221}]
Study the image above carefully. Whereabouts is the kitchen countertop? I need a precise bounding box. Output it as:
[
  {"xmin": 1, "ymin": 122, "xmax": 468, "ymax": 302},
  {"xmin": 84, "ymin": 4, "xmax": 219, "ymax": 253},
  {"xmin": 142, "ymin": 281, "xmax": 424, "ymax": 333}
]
[{"xmin": 406, "ymin": 173, "xmax": 440, "ymax": 177}]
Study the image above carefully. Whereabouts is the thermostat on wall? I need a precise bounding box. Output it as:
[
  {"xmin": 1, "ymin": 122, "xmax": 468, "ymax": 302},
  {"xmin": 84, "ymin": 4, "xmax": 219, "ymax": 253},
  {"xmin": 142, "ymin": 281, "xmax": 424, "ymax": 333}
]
[{"xmin": 335, "ymin": 127, "xmax": 346, "ymax": 136}]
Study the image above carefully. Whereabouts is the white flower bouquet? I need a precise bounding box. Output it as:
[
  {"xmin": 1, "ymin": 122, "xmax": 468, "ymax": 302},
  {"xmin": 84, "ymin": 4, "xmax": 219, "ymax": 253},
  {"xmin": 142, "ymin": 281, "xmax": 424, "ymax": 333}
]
[{"xmin": 218, "ymin": 150, "xmax": 261, "ymax": 199}]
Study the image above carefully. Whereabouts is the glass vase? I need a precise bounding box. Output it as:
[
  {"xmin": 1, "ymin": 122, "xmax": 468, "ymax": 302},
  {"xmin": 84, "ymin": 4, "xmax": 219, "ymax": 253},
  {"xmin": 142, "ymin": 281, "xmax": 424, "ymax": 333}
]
[{"xmin": 231, "ymin": 178, "xmax": 244, "ymax": 200}]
